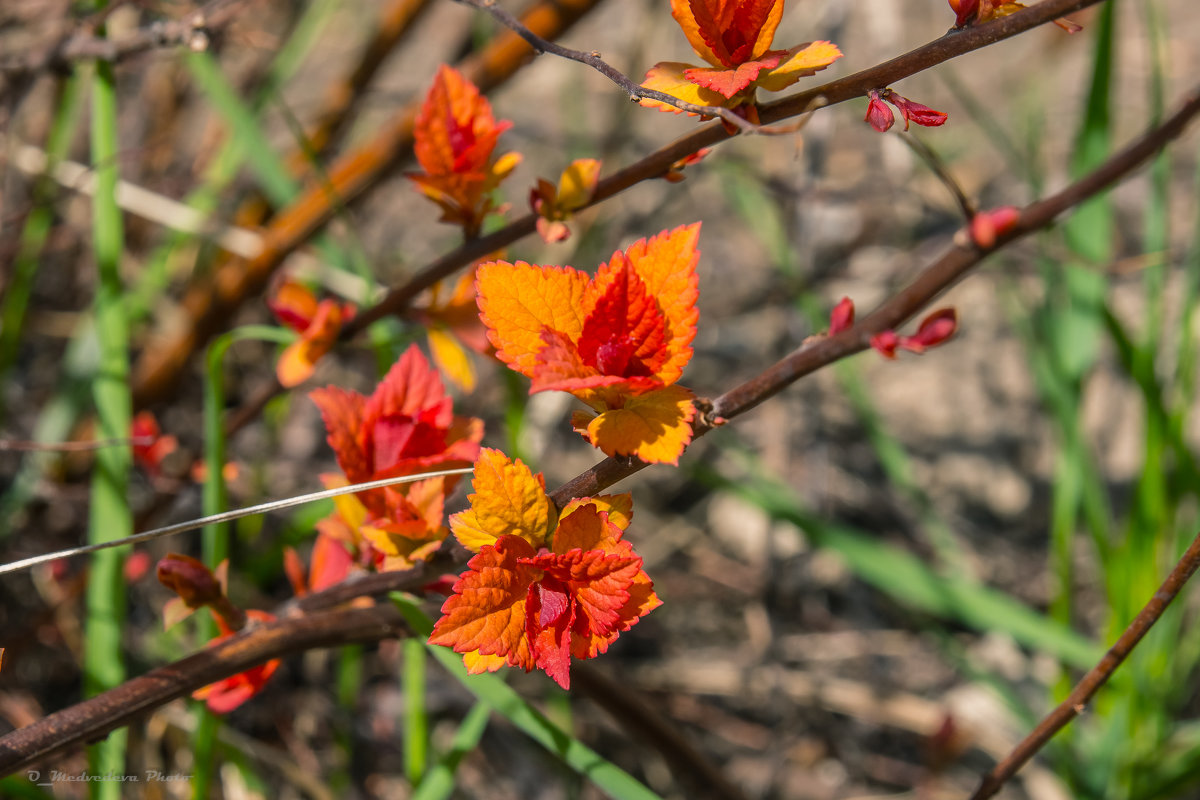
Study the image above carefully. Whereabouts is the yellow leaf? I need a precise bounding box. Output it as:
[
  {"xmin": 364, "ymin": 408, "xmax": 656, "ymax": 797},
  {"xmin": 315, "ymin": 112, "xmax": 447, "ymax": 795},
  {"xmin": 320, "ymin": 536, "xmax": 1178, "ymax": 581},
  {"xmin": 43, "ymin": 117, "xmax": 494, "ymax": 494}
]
[
  {"xmin": 463, "ymin": 650, "xmax": 508, "ymax": 674},
  {"xmin": 477, "ymin": 261, "xmax": 590, "ymax": 378},
  {"xmin": 428, "ymin": 326, "xmax": 477, "ymax": 393},
  {"xmin": 581, "ymin": 385, "xmax": 696, "ymax": 465},
  {"xmin": 640, "ymin": 62, "xmax": 730, "ymax": 114},
  {"xmin": 557, "ymin": 158, "xmax": 601, "ymax": 212},
  {"xmin": 757, "ymin": 41, "xmax": 843, "ymax": 93},
  {"xmin": 450, "ymin": 448, "xmax": 556, "ymax": 552}
]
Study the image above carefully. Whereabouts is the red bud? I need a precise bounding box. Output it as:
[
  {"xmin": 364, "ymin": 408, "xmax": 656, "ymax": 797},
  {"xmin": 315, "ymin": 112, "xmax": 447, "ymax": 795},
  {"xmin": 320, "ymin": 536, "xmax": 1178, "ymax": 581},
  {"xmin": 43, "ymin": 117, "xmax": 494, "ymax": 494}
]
[
  {"xmin": 870, "ymin": 330, "xmax": 900, "ymax": 359},
  {"xmin": 969, "ymin": 206, "xmax": 1020, "ymax": 249},
  {"xmin": 829, "ymin": 297, "xmax": 855, "ymax": 335},
  {"xmin": 865, "ymin": 91, "xmax": 895, "ymax": 133},
  {"xmin": 157, "ymin": 554, "xmax": 223, "ymax": 609},
  {"xmin": 903, "ymin": 308, "xmax": 958, "ymax": 352}
]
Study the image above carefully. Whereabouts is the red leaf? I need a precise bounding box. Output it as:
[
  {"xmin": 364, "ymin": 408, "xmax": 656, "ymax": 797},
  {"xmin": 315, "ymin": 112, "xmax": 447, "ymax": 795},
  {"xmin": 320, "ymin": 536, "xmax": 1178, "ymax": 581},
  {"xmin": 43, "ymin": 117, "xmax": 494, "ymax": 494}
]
[
  {"xmin": 577, "ymin": 262, "xmax": 669, "ymax": 379},
  {"xmin": 428, "ymin": 536, "xmax": 539, "ymax": 670},
  {"xmin": 683, "ymin": 53, "xmax": 781, "ymax": 99},
  {"xmin": 309, "ymin": 386, "xmax": 370, "ymax": 482},
  {"xmin": 886, "ymin": 92, "xmax": 948, "ymax": 130}
]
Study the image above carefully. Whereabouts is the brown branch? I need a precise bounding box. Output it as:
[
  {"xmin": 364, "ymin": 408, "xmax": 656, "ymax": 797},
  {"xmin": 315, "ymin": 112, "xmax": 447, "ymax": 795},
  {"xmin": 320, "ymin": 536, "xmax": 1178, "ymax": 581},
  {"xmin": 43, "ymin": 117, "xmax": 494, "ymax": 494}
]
[
  {"xmin": 0, "ymin": 603, "xmax": 411, "ymax": 776},
  {"xmin": 345, "ymin": 0, "xmax": 1107, "ymax": 335},
  {"xmin": 0, "ymin": 0, "xmax": 242, "ymax": 77},
  {"xmin": 1, "ymin": 72, "xmax": 1194, "ymax": 778},
  {"xmin": 968, "ymin": 528, "xmax": 1200, "ymax": 800},
  {"xmin": 300, "ymin": 0, "xmax": 435, "ymax": 160}
]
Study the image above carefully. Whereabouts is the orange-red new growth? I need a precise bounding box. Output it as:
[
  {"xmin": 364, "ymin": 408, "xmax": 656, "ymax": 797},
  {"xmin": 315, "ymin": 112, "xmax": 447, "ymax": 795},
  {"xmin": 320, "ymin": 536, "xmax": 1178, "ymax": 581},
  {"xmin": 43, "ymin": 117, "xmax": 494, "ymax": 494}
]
[
  {"xmin": 429, "ymin": 449, "xmax": 660, "ymax": 689},
  {"xmin": 268, "ymin": 278, "xmax": 355, "ymax": 388},
  {"xmin": 410, "ymin": 64, "xmax": 522, "ymax": 236},
  {"xmin": 530, "ymin": 158, "xmax": 602, "ymax": 243},
  {"xmin": 193, "ymin": 610, "xmax": 281, "ymax": 714},
  {"xmin": 870, "ymin": 308, "xmax": 959, "ymax": 359},
  {"xmin": 131, "ymin": 410, "xmax": 177, "ymax": 478},
  {"xmin": 477, "ymin": 224, "xmax": 702, "ymax": 464},
  {"xmin": 641, "ymin": 0, "xmax": 841, "ymax": 117},
  {"xmin": 310, "ymin": 345, "xmax": 483, "ymax": 568}
]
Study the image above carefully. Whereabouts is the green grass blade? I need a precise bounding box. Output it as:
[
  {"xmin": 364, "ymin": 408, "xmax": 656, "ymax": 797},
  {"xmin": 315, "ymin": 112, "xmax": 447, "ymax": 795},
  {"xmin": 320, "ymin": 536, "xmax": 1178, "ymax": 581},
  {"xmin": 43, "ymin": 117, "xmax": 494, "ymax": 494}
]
[
  {"xmin": 84, "ymin": 48, "xmax": 132, "ymax": 797},
  {"xmin": 185, "ymin": 52, "xmax": 301, "ymax": 205},
  {"xmin": 392, "ymin": 596, "xmax": 666, "ymax": 800},
  {"xmin": 0, "ymin": 75, "xmax": 84, "ymax": 394},
  {"xmin": 185, "ymin": 48, "xmax": 376, "ymax": 290},
  {"xmin": 411, "ymin": 702, "xmax": 491, "ymax": 800},
  {"xmin": 190, "ymin": 332, "xmax": 241, "ymax": 798},
  {"xmin": 832, "ymin": 358, "xmax": 969, "ymax": 574},
  {"xmin": 1064, "ymin": 0, "xmax": 1117, "ymax": 264},
  {"xmin": 404, "ymin": 638, "xmax": 430, "ymax": 785}
]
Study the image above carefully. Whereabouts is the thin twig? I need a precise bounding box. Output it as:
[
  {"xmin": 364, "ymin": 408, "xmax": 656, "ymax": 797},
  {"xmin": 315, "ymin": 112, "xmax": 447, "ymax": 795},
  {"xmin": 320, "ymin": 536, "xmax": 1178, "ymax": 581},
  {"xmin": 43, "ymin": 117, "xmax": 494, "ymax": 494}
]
[
  {"xmin": 0, "ymin": 436, "xmax": 151, "ymax": 453},
  {"xmin": 0, "ymin": 0, "xmax": 243, "ymax": 77},
  {"xmin": 453, "ymin": 0, "xmax": 768, "ymax": 135},
  {"xmin": 0, "ymin": 603, "xmax": 413, "ymax": 776},
  {"xmin": 969, "ymin": 528, "xmax": 1200, "ymax": 800},
  {"xmin": 899, "ymin": 133, "xmax": 976, "ymax": 222}
]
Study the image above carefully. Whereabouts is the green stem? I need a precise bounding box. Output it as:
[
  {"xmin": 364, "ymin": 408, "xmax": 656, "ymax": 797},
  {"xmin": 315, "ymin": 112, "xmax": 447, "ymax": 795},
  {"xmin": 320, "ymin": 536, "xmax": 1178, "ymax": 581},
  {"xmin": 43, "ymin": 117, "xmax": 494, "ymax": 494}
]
[{"xmin": 84, "ymin": 48, "xmax": 131, "ymax": 799}]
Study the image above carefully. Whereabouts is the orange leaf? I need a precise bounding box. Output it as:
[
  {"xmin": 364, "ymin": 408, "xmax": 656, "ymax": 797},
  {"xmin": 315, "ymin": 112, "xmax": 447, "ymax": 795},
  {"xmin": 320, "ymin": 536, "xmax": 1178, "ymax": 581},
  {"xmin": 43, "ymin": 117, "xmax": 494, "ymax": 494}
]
[
  {"xmin": 267, "ymin": 278, "xmax": 319, "ymax": 332},
  {"xmin": 463, "ymin": 650, "xmax": 509, "ymax": 674},
  {"xmin": 477, "ymin": 261, "xmax": 590, "ymax": 378},
  {"xmin": 428, "ymin": 536, "xmax": 538, "ymax": 670},
  {"xmin": 369, "ymin": 344, "xmax": 451, "ymax": 427},
  {"xmin": 577, "ymin": 259, "xmax": 670, "ymax": 379},
  {"xmin": 414, "ymin": 64, "xmax": 509, "ymax": 180},
  {"xmin": 310, "ymin": 386, "xmax": 370, "ymax": 481},
  {"xmin": 308, "ymin": 530, "xmax": 354, "ymax": 592},
  {"xmin": 683, "ymin": 53, "xmax": 782, "ymax": 99},
  {"xmin": 410, "ymin": 64, "xmax": 518, "ymax": 235},
  {"xmin": 312, "ymin": 345, "xmax": 482, "ymax": 489},
  {"xmin": 640, "ymin": 62, "xmax": 730, "ymax": 114},
  {"xmin": 551, "ymin": 503, "xmax": 623, "ymax": 553},
  {"xmin": 575, "ymin": 384, "xmax": 696, "ymax": 465},
  {"xmin": 450, "ymin": 448, "xmax": 556, "ymax": 552},
  {"xmin": 669, "ymin": 0, "xmax": 722, "ymax": 67},
  {"xmin": 594, "ymin": 223, "xmax": 700, "ymax": 385},
  {"xmin": 560, "ymin": 493, "xmax": 634, "ymax": 533}
]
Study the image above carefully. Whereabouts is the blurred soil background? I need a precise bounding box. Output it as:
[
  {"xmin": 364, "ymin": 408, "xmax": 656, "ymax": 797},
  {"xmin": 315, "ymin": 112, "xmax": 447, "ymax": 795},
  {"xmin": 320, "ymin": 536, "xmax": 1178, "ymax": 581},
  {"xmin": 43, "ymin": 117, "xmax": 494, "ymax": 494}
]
[{"xmin": 3, "ymin": 0, "xmax": 1200, "ymax": 798}]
